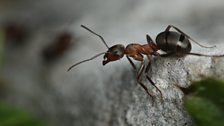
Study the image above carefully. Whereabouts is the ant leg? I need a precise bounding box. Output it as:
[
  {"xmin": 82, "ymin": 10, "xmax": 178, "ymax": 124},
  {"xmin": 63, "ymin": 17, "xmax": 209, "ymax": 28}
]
[
  {"xmin": 126, "ymin": 56, "xmax": 154, "ymax": 101},
  {"xmin": 165, "ymin": 25, "xmax": 191, "ymax": 38},
  {"xmin": 146, "ymin": 76, "xmax": 163, "ymax": 100},
  {"xmin": 159, "ymin": 52, "xmax": 175, "ymax": 57},
  {"xmin": 137, "ymin": 61, "xmax": 154, "ymax": 100},
  {"xmin": 165, "ymin": 25, "xmax": 215, "ymax": 48},
  {"xmin": 145, "ymin": 55, "xmax": 152, "ymax": 73},
  {"xmin": 126, "ymin": 56, "xmax": 137, "ymax": 70},
  {"xmin": 164, "ymin": 25, "xmax": 172, "ymax": 31},
  {"xmin": 186, "ymin": 52, "xmax": 224, "ymax": 57},
  {"xmin": 145, "ymin": 55, "xmax": 163, "ymax": 100},
  {"xmin": 160, "ymin": 52, "xmax": 224, "ymax": 57},
  {"xmin": 153, "ymin": 51, "xmax": 175, "ymax": 58}
]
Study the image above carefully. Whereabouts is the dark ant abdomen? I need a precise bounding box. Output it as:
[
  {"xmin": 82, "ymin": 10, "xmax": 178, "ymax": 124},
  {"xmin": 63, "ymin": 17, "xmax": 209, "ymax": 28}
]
[{"xmin": 156, "ymin": 31, "xmax": 191, "ymax": 54}]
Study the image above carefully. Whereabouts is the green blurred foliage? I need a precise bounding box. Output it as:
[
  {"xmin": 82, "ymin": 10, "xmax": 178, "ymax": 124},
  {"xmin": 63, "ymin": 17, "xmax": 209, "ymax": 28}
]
[
  {"xmin": 0, "ymin": 101, "xmax": 45, "ymax": 126},
  {"xmin": 0, "ymin": 30, "xmax": 3, "ymax": 67},
  {"xmin": 184, "ymin": 79, "xmax": 224, "ymax": 126},
  {"xmin": 0, "ymin": 30, "xmax": 44, "ymax": 126}
]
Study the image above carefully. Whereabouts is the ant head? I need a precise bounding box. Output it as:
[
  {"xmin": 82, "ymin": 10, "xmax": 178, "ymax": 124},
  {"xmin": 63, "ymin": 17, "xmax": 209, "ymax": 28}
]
[
  {"xmin": 67, "ymin": 25, "xmax": 126, "ymax": 71},
  {"xmin": 103, "ymin": 44, "xmax": 125, "ymax": 65}
]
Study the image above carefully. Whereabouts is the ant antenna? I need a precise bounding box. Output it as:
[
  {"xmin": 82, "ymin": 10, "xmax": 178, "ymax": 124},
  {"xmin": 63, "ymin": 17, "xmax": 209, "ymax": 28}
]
[
  {"xmin": 81, "ymin": 25, "xmax": 109, "ymax": 49},
  {"xmin": 186, "ymin": 52, "xmax": 224, "ymax": 57},
  {"xmin": 67, "ymin": 52, "xmax": 105, "ymax": 71}
]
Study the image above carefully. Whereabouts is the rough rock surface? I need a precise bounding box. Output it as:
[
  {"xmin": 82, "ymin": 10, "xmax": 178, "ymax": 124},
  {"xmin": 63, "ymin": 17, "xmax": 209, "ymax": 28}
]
[
  {"xmin": 74, "ymin": 53, "xmax": 224, "ymax": 126},
  {"xmin": 1, "ymin": 0, "xmax": 224, "ymax": 126}
]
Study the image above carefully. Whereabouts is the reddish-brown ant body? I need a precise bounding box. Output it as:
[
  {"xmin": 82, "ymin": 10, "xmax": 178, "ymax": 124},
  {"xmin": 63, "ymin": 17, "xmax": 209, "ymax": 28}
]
[{"xmin": 68, "ymin": 25, "xmax": 224, "ymax": 101}]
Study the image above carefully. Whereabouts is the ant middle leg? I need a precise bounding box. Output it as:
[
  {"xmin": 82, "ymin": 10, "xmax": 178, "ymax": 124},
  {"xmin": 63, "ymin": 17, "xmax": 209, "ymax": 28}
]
[
  {"xmin": 145, "ymin": 55, "xmax": 153, "ymax": 73},
  {"xmin": 137, "ymin": 61, "xmax": 154, "ymax": 100},
  {"xmin": 159, "ymin": 52, "xmax": 175, "ymax": 57},
  {"xmin": 145, "ymin": 55, "xmax": 163, "ymax": 100}
]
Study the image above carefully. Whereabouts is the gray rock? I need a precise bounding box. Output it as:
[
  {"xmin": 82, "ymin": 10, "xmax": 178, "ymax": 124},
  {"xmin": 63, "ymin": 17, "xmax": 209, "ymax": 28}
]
[{"xmin": 1, "ymin": 0, "xmax": 224, "ymax": 126}]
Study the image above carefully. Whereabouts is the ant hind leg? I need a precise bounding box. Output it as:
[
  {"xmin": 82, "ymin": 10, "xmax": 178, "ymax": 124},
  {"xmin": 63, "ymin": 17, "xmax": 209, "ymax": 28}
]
[{"xmin": 165, "ymin": 25, "xmax": 215, "ymax": 48}]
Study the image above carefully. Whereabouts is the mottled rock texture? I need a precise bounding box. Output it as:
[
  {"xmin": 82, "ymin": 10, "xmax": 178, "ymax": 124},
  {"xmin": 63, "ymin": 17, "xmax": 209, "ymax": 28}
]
[{"xmin": 1, "ymin": 0, "xmax": 224, "ymax": 126}]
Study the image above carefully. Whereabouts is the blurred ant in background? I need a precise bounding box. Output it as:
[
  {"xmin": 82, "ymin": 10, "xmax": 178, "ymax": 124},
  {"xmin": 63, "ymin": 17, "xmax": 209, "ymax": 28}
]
[
  {"xmin": 3, "ymin": 22, "xmax": 28, "ymax": 47},
  {"xmin": 42, "ymin": 32, "xmax": 73, "ymax": 63},
  {"xmin": 68, "ymin": 25, "xmax": 224, "ymax": 101}
]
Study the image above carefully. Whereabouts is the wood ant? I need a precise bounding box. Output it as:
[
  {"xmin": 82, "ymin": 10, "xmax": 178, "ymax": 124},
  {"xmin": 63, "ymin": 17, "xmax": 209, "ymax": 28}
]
[
  {"xmin": 4, "ymin": 22, "xmax": 28, "ymax": 46},
  {"xmin": 68, "ymin": 25, "xmax": 224, "ymax": 101},
  {"xmin": 42, "ymin": 32, "xmax": 73, "ymax": 63}
]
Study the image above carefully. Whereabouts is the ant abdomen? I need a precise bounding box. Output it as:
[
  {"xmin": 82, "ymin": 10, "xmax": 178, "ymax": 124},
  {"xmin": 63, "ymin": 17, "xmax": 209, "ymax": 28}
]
[{"xmin": 156, "ymin": 31, "xmax": 191, "ymax": 54}]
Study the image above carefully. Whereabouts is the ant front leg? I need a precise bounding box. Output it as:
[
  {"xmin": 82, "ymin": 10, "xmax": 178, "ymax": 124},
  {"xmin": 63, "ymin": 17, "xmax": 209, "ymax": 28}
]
[
  {"xmin": 145, "ymin": 55, "xmax": 152, "ymax": 73},
  {"xmin": 126, "ymin": 56, "xmax": 137, "ymax": 70},
  {"xmin": 126, "ymin": 56, "xmax": 154, "ymax": 100}
]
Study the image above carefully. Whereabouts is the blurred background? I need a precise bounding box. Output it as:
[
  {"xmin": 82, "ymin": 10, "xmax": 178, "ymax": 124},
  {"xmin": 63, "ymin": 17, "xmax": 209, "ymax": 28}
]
[{"xmin": 0, "ymin": 0, "xmax": 224, "ymax": 126}]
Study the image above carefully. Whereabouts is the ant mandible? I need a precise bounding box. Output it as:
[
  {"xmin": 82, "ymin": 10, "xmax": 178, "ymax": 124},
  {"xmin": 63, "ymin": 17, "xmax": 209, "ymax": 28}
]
[{"xmin": 68, "ymin": 25, "xmax": 224, "ymax": 101}]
